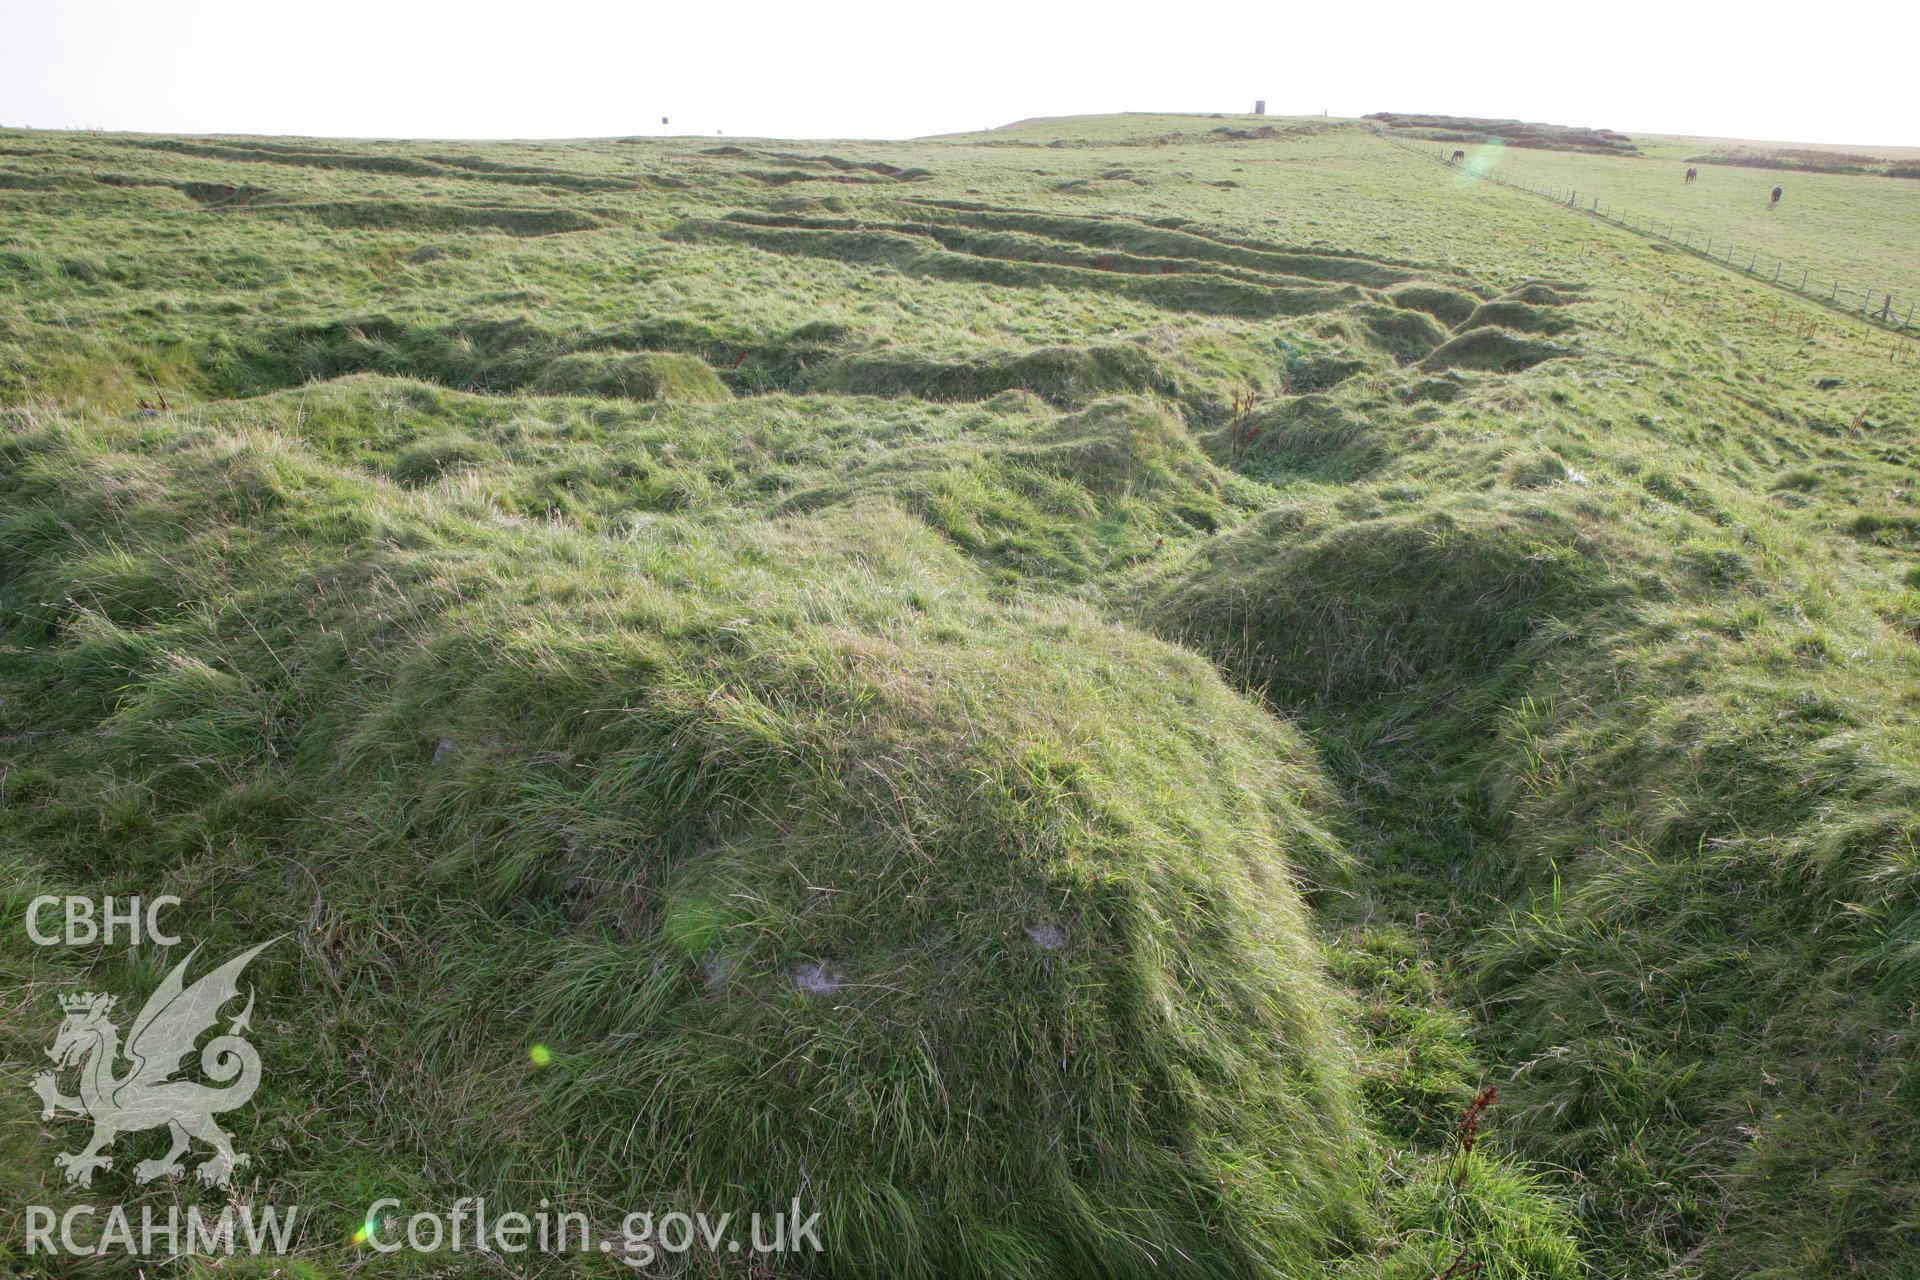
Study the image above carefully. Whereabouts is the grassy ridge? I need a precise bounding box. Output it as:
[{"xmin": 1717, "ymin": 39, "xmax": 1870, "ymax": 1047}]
[
  {"xmin": 2, "ymin": 114, "xmax": 1917, "ymax": 1278},
  {"xmin": 0, "ymin": 404, "xmax": 1379, "ymax": 1275}
]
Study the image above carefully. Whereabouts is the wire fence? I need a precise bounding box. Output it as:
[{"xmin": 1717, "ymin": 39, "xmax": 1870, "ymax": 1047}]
[{"xmin": 1374, "ymin": 131, "xmax": 1917, "ymax": 338}]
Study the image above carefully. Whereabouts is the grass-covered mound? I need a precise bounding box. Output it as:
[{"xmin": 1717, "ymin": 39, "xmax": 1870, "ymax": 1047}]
[
  {"xmin": 241, "ymin": 199, "xmax": 606, "ymax": 235},
  {"xmin": 531, "ymin": 350, "xmax": 730, "ymax": 402},
  {"xmin": 1140, "ymin": 498, "xmax": 1605, "ymax": 709},
  {"xmin": 1470, "ymin": 614, "xmax": 1920, "ymax": 1276},
  {"xmin": 1453, "ymin": 301, "xmax": 1574, "ymax": 337},
  {"xmin": 1499, "ymin": 283, "xmax": 1578, "ymax": 306},
  {"xmin": 177, "ymin": 378, "xmax": 1236, "ymax": 581},
  {"xmin": 1006, "ymin": 396, "xmax": 1224, "ymax": 500},
  {"xmin": 1212, "ymin": 395, "xmax": 1390, "ymax": 483},
  {"xmin": 205, "ymin": 312, "xmax": 573, "ymax": 397},
  {"xmin": 1353, "ymin": 304, "xmax": 1452, "ymax": 359},
  {"xmin": 669, "ymin": 216, "xmax": 1368, "ymax": 319},
  {"xmin": 0, "ymin": 406, "xmax": 1373, "ymax": 1277},
  {"xmin": 1142, "ymin": 469, "xmax": 1920, "ymax": 1275},
  {"xmin": 779, "ymin": 398, "xmax": 1240, "ymax": 582},
  {"xmin": 1385, "ymin": 283, "xmax": 1482, "ymax": 327},
  {"xmin": 812, "ymin": 341, "xmax": 1187, "ymax": 407},
  {"xmin": 193, "ymin": 312, "xmax": 836, "ymax": 401},
  {"xmin": 1418, "ymin": 327, "xmax": 1563, "ymax": 372}
]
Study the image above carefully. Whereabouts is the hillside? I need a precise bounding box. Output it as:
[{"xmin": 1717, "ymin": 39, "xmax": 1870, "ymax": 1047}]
[
  {"xmin": 1365, "ymin": 113, "xmax": 1639, "ymax": 155},
  {"xmin": 2, "ymin": 114, "xmax": 1916, "ymax": 1279}
]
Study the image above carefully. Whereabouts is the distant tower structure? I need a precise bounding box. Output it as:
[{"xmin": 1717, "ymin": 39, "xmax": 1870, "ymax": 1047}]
[
  {"xmin": 1253, "ymin": 100, "xmax": 1266, "ymax": 116},
  {"xmin": 661, "ymin": 117, "xmax": 669, "ymax": 126}
]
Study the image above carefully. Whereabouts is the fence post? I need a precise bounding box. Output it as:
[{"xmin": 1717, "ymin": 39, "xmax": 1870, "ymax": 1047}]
[{"xmin": 1800, "ymin": 267, "xmax": 1807, "ymax": 290}]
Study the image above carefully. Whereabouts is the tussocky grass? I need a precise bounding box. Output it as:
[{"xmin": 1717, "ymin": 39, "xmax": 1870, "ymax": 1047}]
[{"xmin": 1, "ymin": 112, "xmax": 1917, "ymax": 1278}]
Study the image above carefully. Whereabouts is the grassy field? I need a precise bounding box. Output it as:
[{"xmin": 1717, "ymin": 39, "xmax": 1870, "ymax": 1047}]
[
  {"xmin": 1, "ymin": 114, "xmax": 1916, "ymax": 1279},
  {"xmin": 1413, "ymin": 131, "xmax": 1920, "ymax": 308},
  {"xmin": 1639, "ymin": 133, "xmax": 1920, "ymax": 164}
]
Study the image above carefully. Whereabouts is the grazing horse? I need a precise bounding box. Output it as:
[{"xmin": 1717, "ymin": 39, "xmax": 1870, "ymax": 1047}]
[
  {"xmin": 1770, "ymin": 185, "xmax": 1782, "ymax": 206},
  {"xmin": 1451, "ymin": 149, "xmax": 1465, "ymax": 164},
  {"xmin": 1685, "ymin": 167, "xmax": 1698, "ymax": 184}
]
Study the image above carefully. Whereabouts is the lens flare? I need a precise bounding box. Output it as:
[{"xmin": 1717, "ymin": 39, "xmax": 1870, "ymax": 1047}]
[{"xmin": 1455, "ymin": 139, "xmax": 1506, "ymax": 185}]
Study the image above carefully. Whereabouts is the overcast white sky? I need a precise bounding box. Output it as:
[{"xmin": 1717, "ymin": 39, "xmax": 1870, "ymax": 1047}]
[{"xmin": 2, "ymin": 1, "xmax": 1913, "ymax": 147}]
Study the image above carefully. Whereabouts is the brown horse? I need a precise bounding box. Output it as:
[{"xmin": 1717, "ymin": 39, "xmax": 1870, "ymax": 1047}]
[
  {"xmin": 1770, "ymin": 185, "xmax": 1782, "ymax": 206},
  {"xmin": 1451, "ymin": 149, "xmax": 1465, "ymax": 164},
  {"xmin": 1685, "ymin": 167, "xmax": 1698, "ymax": 184}
]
